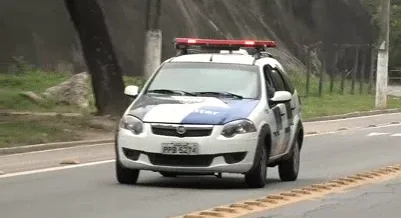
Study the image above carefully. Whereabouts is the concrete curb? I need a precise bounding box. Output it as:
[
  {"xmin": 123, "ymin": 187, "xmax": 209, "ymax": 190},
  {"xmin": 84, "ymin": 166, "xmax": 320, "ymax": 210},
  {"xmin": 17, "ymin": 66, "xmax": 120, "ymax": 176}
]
[
  {"xmin": 0, "ymin": 110, "xmax": 84, "ymax": 117},
  {"xmin": 303, "ymin": 108, "xmax": 401, "ymax": 122},
  {"xmin": 0, "ymin": 139, "xmax": 113, "ymax": 156}
]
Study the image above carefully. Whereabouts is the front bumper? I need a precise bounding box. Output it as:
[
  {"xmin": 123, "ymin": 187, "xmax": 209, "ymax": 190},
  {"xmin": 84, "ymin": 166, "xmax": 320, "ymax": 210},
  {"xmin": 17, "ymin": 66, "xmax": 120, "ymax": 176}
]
[{"xmin": 116, "ymin": 123, "xmax": 259, "ymax": 174}]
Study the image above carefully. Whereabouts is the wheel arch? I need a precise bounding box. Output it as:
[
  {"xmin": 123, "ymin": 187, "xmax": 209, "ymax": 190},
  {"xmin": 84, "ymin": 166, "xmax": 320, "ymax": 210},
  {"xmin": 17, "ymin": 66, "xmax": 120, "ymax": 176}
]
[
  {"xmin": 259, "ymin": 123, "xmax": 273, "ymax": 159},
  {"xmin": 249, "ymin": 123, "xmax": 273, "ymax": 171}
]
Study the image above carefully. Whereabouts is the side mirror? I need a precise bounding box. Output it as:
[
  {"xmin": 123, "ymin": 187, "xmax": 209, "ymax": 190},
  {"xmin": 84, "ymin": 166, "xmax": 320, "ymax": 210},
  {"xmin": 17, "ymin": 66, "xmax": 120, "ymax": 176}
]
[
  {"xmin": 124, "ymin": 85, "xmax": 139, "ymax": 97},
  {"xmin": 269, "ymin": 91, "xmax": 292, "ymax": 103}
]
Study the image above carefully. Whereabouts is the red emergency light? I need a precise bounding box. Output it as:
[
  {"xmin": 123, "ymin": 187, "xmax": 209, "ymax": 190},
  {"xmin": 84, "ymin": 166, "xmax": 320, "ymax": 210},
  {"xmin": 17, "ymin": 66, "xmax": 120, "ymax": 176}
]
[{"xmin": 174, "ymin": 38, "xmax": 276, "ymax": 50}]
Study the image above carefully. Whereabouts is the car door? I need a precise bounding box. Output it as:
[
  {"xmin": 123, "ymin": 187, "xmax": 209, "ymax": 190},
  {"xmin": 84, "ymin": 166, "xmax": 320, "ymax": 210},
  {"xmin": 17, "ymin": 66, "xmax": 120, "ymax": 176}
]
[
  {"xmin": 263, "ymin": 65, "xmax": 287, "ymax": 157},
  {"xmin": 276, "ymin": 67, "xmax": 298, "ymax": 153},
  {"xmin": 268, "ymin": 67, "xmax": 293, "ymax": 155},
  {"xmin": 273, "ymin": 67, "xmax": 297, "ymax": 154}
]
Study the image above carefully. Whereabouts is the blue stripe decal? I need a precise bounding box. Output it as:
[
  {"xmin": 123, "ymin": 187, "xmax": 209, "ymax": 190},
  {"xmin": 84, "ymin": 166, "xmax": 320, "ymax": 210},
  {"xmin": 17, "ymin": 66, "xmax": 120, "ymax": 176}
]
[{"xmin": 180, "ymin": 99, "xmax": 259, "ymax": 125}]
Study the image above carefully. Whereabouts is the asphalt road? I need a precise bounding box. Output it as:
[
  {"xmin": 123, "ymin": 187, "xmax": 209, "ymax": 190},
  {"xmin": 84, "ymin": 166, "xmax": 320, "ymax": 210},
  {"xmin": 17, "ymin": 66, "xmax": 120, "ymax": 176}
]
[
  {"xmin": 0, "ymin": 143, "xmax": 113, "ymax": 173},
  {"xmin": 1, "ymin": 124, "xmax": 401, "ymax": 218},
  {"xmin": 248, "ymin": 175, "xmax": 401, "ymax": 218}
]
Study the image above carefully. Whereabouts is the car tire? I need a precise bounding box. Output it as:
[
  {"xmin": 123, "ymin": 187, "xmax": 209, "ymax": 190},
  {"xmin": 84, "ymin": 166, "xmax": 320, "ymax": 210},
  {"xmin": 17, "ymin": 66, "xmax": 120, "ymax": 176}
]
[
  {"xmin": 278, "ymin": 139, "xmax": 300, "ymax": 182},
  {"xmin": 245, "ymin": 144, "xmax": 267, "ymax": 188},
  {"xmin": 116, "ymin": 159, "xmax": 140, "ymax": 185},
  {"xmin": 160, "ymin": 172, "xmax": 177, "ymax": 177}
]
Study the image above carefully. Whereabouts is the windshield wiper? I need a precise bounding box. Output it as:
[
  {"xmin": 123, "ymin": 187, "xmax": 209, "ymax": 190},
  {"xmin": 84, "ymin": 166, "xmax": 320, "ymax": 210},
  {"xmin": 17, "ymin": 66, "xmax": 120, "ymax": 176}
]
[
  {"xmin": 193, "ymin": 91, "xmax": 244, "ymax": 99},
  {"xmin": 147, "ymin": 89, "xmax": 196, "ymax": 96}
]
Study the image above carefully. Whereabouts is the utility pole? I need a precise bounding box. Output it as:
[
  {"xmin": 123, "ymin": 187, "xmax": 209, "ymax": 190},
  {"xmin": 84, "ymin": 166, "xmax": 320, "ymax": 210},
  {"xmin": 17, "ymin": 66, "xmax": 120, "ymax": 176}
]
[
  {"xmin": 144, "ymin": 0, "xmax": 162, "ymax": 79},
  {"xmin": 375, "ymin": 0, "xmax": 390, "ymax": 109}
]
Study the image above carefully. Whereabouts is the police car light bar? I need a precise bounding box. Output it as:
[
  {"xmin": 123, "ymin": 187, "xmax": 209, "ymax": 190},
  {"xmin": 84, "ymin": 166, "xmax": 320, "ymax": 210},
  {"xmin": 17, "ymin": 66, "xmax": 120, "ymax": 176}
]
[{"xmin": 174, "ymin": 38, "xmax": 276, "ymax": 49}]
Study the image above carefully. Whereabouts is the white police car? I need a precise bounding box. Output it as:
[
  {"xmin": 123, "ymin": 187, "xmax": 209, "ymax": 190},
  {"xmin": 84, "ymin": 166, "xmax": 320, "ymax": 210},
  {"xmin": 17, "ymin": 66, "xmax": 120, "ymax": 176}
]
[{"xmin": 115, "ymin": 38, "xmax": 304, "ymax": 188}]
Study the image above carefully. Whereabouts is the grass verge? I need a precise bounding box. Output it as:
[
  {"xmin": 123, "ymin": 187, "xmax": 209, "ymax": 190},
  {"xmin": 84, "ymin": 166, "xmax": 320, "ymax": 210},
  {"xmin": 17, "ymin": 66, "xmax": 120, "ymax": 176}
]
[
  {"xmin": 301, "ymin": 94, "xmax": 401, "ymax": 119},
  {"xmin": 1, "ymin": 70, "xmax": 401, "ymax": 147},
  {"xmin": 0, "ymin": 114, "xmax": 115, "ymax": 148},
  {"xmin": 287, "ymin": 70, "xmax": 401, "ymax": 119}
]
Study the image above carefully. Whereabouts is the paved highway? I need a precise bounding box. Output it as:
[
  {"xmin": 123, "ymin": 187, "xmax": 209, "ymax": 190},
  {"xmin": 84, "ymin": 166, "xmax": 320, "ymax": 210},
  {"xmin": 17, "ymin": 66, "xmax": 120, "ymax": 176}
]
[{"xmin": 1, "ymin": 123, "xmax": 401, "ymax": 218}]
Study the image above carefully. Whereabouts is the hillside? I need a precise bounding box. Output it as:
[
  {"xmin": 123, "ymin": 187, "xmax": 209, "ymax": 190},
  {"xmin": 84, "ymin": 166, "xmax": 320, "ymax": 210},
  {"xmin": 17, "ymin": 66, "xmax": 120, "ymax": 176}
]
[{"xmin": 0, "ymin": 0, "xmax": 375, "ymax": 76}]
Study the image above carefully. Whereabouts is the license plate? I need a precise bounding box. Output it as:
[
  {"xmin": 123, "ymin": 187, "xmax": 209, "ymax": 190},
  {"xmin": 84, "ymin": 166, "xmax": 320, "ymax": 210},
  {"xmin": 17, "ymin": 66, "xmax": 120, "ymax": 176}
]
[{"xmin": 161, "ymin": 142, "xmax": 199, "ymax": 155}]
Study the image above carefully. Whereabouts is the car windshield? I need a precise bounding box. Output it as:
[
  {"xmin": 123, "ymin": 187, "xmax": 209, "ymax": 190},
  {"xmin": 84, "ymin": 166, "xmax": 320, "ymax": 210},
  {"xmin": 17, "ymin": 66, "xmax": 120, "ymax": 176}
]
[{"xmin": 145, "ymin": 62, "xmax": 261, "ymax": 99}]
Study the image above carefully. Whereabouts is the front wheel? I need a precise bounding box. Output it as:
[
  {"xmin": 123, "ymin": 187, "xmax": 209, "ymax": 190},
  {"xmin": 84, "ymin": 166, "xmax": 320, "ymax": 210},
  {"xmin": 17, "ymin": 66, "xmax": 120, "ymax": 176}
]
[
  {"xmin": 278, "ymin": 140, "xmax": 300, "ymax": 181},
  {"xmin": 244, "ymin": 145, "xmax": 267, "ymax": 188},
  {"xmin": 116, "ymin": 159, "xmax": 140, "ymax": 184}
]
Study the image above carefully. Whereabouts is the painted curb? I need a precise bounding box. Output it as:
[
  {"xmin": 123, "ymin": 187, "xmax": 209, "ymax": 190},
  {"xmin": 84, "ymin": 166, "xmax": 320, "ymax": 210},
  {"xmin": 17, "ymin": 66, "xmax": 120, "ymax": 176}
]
[
  {"xmin": 303, "ymin": 108, "xmax": 401, "ymax": 122},
  {"xmin": 173, "ymin": 163, "xmax": 401, "ymax": 218},
  {"xmin": 0, "ymin": 139, "xmax": 113, "ymax": 156}
]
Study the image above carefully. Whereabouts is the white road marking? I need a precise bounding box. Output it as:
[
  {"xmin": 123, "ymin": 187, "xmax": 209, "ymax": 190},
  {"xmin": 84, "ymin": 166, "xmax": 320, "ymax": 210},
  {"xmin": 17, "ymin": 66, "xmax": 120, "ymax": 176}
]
[
  {"xmin": 2, "ymin": 143, "xmax": 113, "ymax": 157},
  {"xmin": 391, "ymin": 133, "xmax": 401, "ymax": 137},
  {"xmin": 367, "ymin": 132, "xmax": 390, "ymax": 136},
  {"xmin": 0, "ymin": 160, "xmax": 115, "ymax": 179},
  {"xmin": 305, "ymin": 112, "xmax": 401, "ymax": 124},
  {"xmin": 1, "ymin": 123, "xmax": 401, "ymax": 179},
  {"xmin": 304, "ymin": 123, "xmax": 401, "ymax": 138}
]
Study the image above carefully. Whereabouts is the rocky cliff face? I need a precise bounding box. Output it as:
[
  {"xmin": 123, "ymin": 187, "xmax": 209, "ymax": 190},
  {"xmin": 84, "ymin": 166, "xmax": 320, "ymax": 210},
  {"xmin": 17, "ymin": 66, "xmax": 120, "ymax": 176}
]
[{"xmin": 0, "ymin": 0, "xmax": 374, "ymax": 76}]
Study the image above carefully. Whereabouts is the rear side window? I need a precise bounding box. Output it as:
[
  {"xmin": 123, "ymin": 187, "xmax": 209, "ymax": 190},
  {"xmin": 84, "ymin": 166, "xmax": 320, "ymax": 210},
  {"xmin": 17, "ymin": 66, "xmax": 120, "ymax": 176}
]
[
  {"xmin": 270, "ymin": 69, "xmax": 286, "ymax": 91},
  {"xmin": 277, "ymin": 69, "xmax": 295, "ymax": 94}
]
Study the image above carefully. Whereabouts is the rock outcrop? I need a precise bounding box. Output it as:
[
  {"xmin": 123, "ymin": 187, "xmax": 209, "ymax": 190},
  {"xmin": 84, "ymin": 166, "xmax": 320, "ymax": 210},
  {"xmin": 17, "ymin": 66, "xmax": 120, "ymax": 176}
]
[
  {"xmin": 42, "ymin": 72, "xmax": 90, "ymax": 108},
  {"xmin": 0, "ymin": 0, "xmax": 375, "ymax": 75}
]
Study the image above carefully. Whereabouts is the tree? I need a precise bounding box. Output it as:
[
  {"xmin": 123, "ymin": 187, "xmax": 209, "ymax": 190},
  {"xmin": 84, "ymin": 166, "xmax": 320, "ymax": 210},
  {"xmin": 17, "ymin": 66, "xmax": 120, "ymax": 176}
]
[
  {"xmin": 363, "ymin": 0, "xmax": 401, "ymax": 68},
  {"xmin": 64, "ymin": 0, "xmax": 128, "ymax": 116}
]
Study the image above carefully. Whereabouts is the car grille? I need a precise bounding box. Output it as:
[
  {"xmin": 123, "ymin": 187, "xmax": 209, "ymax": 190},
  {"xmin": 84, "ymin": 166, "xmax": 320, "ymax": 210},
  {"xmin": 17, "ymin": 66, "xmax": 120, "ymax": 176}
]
[
  {"xmin": 151, "ymin": 125, "xmax": 213, "ymax": 137},
  {"xmin": 148, "ymin": 154, "xmax": 214, "ymax": 167},
  {"xmin": 122, "ymin": 148, "xmax": 248, "ymax": 167}
]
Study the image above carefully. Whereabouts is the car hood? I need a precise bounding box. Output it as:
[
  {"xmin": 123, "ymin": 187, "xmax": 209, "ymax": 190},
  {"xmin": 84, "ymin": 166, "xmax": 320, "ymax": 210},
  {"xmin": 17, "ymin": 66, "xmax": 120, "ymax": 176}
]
[{"xmin": 127, "ymin": 95, "xmax": 260, "ymax": 125}]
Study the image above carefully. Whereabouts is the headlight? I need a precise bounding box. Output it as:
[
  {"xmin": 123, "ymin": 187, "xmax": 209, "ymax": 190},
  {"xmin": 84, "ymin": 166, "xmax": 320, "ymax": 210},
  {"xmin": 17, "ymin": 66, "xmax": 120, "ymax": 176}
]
[
  {"xmin": 119, "ymin": 115, "xmax": 144, "ymax": 135},
  {"xmin": 221, "ymin": 119, "xmax": 257, "ymax": 138}
]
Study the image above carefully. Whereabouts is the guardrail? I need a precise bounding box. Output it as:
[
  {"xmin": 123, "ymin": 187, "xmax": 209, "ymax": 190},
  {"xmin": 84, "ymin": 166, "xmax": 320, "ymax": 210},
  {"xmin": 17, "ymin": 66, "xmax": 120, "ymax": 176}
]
[{"xmin": 389, "ymin": 69, "xmax": 401, "ymax": 85}]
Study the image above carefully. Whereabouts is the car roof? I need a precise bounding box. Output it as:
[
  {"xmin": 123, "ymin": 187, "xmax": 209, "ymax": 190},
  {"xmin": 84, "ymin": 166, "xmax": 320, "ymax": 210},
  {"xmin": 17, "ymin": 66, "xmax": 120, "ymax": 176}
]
[{"xmin": 168, "ymin": 53, "xmax": 281, "ymax": 67}]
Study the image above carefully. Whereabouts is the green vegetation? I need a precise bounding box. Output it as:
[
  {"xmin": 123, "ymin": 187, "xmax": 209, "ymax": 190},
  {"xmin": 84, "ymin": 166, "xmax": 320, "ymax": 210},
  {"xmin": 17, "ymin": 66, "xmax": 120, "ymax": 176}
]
[
  {"xmin": 288, "ymin": 70, "xmax": 401, "ymax": 119},
  {"xmin": 0, "ymin": 70, "xmax": 142, "ymax": 148},
  {"xmin": 362, "ymin": 0, "xmax": 401, "ymax": 69},
  {"xmin": 301, "ymin": 94, "xmax": 401, "ymax": 119},
  {"xmin": 0, "ymin": 70, "xmax": 143, "ymax": 113},
  {"xmin": 1, "ymin": 70, "xmax": 401, "ymax": 147},
  {"xmin": 0, "ymin": 70, "xmax": 75, "ymax": 112}
]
